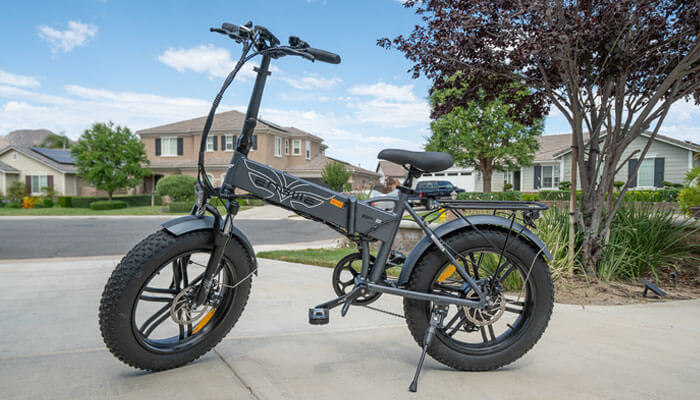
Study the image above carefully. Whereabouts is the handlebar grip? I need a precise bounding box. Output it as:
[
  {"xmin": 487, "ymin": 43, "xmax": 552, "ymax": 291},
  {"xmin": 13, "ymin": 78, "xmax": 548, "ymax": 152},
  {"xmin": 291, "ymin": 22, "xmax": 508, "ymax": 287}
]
[
  {"xmin": 306, "ymin": 48, "xmax": 341, "ymax": 64},
  {"xmin": 222, "ymin": 23, "xmax": 238, "ymax": 33}
]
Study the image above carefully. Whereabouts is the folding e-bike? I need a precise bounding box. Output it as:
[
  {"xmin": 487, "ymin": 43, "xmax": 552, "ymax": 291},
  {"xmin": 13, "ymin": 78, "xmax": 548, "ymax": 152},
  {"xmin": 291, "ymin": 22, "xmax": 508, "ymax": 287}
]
[{"xmin": 99, "ymin": 22, "xmax": 554, "ymax": 392}]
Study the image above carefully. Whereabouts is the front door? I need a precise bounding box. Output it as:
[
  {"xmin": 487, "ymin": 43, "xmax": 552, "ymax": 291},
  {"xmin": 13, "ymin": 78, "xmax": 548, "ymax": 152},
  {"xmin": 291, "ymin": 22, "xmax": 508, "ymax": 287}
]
[{"xmin": 513, "ymin": 171, "xmax": 521, "ymax": 191}]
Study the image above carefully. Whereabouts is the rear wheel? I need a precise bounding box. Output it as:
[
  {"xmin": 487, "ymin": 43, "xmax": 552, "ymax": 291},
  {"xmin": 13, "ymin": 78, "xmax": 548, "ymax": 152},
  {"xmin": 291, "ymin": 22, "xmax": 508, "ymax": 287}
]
[
  {"xmin": 403, "ymin": 228, "xmax": 553, "ymax": 371},
  {"xmin": 99, "ymin": 229, "xmax": 253, "ymax": 371}
]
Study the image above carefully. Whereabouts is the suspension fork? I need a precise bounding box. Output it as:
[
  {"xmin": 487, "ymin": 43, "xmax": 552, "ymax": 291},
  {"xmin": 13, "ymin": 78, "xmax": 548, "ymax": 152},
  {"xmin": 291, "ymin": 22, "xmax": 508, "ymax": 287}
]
[{"xmin": 194, "ymin": 204, "xmax": 235, "ymax": 305}]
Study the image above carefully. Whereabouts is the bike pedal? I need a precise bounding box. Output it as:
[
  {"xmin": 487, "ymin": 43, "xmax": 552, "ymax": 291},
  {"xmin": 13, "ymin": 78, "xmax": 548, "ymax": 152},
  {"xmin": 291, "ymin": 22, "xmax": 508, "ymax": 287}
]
[{"xmin": 308, "ymin": 307, "xmax": 329, "ymax": 325}]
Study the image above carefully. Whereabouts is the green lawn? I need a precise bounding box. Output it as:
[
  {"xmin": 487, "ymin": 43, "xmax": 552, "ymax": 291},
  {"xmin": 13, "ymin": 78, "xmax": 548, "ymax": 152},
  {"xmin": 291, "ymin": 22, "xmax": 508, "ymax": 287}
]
[
  {"xmin": 0, "ymin": 205, "xmax": 249, "ymax": 216},
  {"xmin": 256, "ymin": 247, "xmax": 402, "ymax": 277}
]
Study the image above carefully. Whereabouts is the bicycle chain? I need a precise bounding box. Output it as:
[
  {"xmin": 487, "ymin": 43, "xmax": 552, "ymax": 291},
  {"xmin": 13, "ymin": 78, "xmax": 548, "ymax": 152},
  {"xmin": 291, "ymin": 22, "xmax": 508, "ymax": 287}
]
[{"xmin": 362, "ymin": 305, "xmax": 405, "ymax": 319}]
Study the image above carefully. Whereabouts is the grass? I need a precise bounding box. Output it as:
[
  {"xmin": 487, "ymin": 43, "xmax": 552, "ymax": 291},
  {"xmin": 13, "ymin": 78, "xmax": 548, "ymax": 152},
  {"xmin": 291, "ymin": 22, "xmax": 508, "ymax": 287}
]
[
  {"xmin": 256, "ymin": 247, "xmax": 403, "ymax": 277},
  {"xmin": 0, "ymin": 205, "xmax": 250, "ymax": 216}
]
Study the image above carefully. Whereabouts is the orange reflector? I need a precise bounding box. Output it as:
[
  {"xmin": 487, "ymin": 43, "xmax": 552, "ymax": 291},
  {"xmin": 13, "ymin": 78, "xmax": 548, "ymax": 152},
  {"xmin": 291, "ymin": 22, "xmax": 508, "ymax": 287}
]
[
  {"xmin": 193, "ymin": 308, "xmax": 216, "ymax": 334},
  {"xmin": 330, "ymin": 198, "xmax": 344, "ymax": 208},
  {"xmin": 437, "ymin": 265, "xmax": 456, "ymax": 282}
]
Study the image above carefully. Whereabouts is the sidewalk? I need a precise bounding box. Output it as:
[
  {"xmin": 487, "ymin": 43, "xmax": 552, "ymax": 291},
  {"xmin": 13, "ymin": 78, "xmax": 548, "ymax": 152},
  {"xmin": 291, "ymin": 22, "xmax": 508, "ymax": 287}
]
[{"xmin": 1, "ymin": 256, "xmax": 698, "ymax": 399}]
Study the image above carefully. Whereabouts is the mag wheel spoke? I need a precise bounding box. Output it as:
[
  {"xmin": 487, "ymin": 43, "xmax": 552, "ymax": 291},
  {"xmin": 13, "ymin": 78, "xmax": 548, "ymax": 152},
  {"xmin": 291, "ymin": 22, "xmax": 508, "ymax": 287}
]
[
  {"xmin": 140, "ymin": 304, "xmax": 172, "ymax": 337},
  {"xmin": 139, "ymin": 295, "xmax": 173, "ymax": 302}
]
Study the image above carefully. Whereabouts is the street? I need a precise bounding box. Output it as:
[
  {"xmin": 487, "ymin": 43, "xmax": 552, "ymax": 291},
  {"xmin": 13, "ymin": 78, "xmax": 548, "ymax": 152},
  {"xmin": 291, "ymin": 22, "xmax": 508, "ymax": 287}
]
[{"xmin": 0, "ymin": 217, "xmax": 341, "ymax": 259}]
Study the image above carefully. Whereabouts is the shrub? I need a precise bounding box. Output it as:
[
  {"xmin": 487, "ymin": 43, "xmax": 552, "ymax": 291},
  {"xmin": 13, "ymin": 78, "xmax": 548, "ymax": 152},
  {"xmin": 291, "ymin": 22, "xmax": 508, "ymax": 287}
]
[
  {"xmin": 598, "ymin": 203, "xmax": 698, "ymax": 281},
  {"xmin": 538, "ymin": 190, "xmax": 571, "ymax": 200},
  {"xmin": 41, "ymin": 197, "xmax": 54, "ymax": 208},
  {"xmin": 0, "ymin": 198, "xmax": 4, "ymax": 208},
  {"xmin": 558, "ymin": 181, "xmax": 571, "ymax": 191},
  {"xmin": 22, "ymin": 196, "xmax": 38, "ymax": 209},
  {"xmin": 613, "ymin": 181, "xmax": 625, "ymax": 190},
  {"xmin": 89, "ymin": 200, "xmax": 128, "ymax": 210},
  {"xmin": 522, "ymin": 193, "xmax": 540, "ymax": 201},
  {"xmin": 169, "ymin": 201, "xmax": 194, "ymax": 213},
  {"xmin": 57, "ymin": 196, "xmax": 72, "ymax": 207},
  {"xmin": 7, "ymin": 201, "xmax": 21, "ymax": 208},
  {"xmin": 8, "ymin": 182, "xmax": 28, "ymax": 202},
  {"xmin": 503, "ymin": 183, "xmax": 513, "ymax": 191},
  {"xmin": 533, "ymin": 207, "xmax": 580, "ymax": 280},
  {"xmin": 678, "ymin": 186, "xmax": 700, "ymax": 214},
  {"xmin": 623, "ymin": 188, "xmax": 679, "ymax": 202},
  {"xmin": 70, "ymin": 194, "xmax": 162, "ymax": 208},
  {"xmin": 156, "ymin": 175, "xmax": 197, "ymax": 202},
  {"xmin": 457, "ymin": 191, "xmax": 522, "ymax": 201},
  {"xmin": 343, "ymin": 182, "xmax": 353, "ymax": 192}
]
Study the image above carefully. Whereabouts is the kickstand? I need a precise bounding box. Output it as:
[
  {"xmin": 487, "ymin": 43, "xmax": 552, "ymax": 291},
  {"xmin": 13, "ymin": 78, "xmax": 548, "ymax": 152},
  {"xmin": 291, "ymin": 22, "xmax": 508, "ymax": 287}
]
[{"xmin": 409, "ymin": 305, "xmax": 447, "ymax": 392}]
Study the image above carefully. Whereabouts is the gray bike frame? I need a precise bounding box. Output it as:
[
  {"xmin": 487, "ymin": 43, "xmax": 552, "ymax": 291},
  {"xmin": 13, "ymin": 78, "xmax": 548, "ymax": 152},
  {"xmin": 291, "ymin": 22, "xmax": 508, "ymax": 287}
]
[{"xmin": 205, "ymin": 53, "xmax": 487, "ymax": 309}]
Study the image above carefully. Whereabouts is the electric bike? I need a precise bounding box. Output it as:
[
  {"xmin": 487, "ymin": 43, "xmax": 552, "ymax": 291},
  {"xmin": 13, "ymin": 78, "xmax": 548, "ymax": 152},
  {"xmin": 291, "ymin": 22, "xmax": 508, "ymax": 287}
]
[{"xmin": 99, "ymin": 21, "xmax": 554, "ymax": 392}]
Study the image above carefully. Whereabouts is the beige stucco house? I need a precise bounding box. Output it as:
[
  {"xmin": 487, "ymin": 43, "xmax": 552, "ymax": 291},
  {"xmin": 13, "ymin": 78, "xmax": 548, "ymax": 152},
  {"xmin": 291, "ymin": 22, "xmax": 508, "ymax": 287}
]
[
  {"xmin": 137, "ymin": 110, "xmax": 379, "ymax": 192},
  {"xmin": 0, "ymin": 146, "xmax": 82, "ymax": 196}
]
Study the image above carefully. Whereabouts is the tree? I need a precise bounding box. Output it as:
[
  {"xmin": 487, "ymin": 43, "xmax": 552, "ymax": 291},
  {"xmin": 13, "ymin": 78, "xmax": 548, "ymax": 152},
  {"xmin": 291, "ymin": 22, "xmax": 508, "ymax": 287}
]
[
  {"xmin": 40, "ymin": 132, "xmax": 70, "ymax": 149},
  {"xmin": 426, "ymin": 75, "xmax": 542, "ymax": 192},
  {"xmin": 380, "ymin": 0, "xmax": 700, "ymax": 279},
  {"xmin": 72, "ymin": 122, "xmax": 150, "ymax": 200},
  {"xmin": 322, "ymin": 161, "xmax": 351, "ymax": 192},
  {"xmin": 156, "ymin": 174, "xmax": 197, "ymax": 202}
]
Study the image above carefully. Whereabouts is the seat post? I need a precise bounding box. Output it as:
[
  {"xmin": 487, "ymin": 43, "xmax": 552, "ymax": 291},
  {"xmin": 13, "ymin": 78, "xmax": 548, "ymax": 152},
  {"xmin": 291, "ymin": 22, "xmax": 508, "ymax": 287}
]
[{"xmin": 401, "ymin": 167, "xmax": 421, "ymax": 190}]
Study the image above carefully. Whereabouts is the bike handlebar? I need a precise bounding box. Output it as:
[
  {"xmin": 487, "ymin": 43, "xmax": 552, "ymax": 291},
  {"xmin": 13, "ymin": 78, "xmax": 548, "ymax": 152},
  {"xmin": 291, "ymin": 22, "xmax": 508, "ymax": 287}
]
[
  {"xmin": 212, "ymin": 22, "xmax": 341, "ymax": 65},
  {"xmin": 304, "ymin": 47, "xmax": 341, "ymax": 64}
]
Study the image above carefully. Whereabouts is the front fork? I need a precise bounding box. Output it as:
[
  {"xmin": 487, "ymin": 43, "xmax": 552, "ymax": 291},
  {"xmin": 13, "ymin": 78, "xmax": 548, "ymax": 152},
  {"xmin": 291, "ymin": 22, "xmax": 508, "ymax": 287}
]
[{"xmin": 194, "ymin": 200, "xmax": 239, "ymax": 306}]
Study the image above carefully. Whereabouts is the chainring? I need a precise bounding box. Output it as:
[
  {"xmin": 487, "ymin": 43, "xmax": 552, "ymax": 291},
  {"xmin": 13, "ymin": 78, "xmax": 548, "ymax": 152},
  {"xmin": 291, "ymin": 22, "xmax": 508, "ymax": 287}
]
[{"xmin": 331, "ymin": 253, "xmax": 383, "ymax": 305}]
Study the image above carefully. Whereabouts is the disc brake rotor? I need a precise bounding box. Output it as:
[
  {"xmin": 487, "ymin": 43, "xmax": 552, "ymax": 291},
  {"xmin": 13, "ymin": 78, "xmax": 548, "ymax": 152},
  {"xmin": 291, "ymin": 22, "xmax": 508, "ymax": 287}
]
[
  {"xmin": 170, "ymin": 286, "xmax": 210, "ymax": 325},
  {"xmin": 462, "ymin": 291, "xmax": 507, "ymax": 327}
]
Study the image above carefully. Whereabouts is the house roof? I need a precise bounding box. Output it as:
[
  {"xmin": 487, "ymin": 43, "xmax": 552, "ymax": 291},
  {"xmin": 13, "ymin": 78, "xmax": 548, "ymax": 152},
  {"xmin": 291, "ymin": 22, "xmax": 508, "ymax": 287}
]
[
  {"xmin": 534, "ymin": 134, "xmax": 577, "ymax": 161},
  {"xmin": 0, "ymin": 160, "xmax": 19, "ymax": 173},
  {"xmin": 0, "ymin": 145, "xmax": 77, "ymax": 174},
  {"xmin": 551, "ymin": 132, "xmax": 700, "ymax": 158},
  {"xmin": 376, "ymin": 160, "xmax": 407, "ymax": 177},
  {"xmin": 136, "ymin": 110, "xmax": 324, "ymax": 142},
  {"xmin": 286, "ymin": 155, "xmax": 380, "ymax": 177}
]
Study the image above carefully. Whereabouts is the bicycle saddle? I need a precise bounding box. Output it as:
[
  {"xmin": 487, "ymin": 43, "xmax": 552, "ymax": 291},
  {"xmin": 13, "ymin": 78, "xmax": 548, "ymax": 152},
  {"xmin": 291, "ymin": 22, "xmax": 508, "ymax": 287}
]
[{"xmin": 377, "ymin": 149, "xmax": 454, "ymax": 173}]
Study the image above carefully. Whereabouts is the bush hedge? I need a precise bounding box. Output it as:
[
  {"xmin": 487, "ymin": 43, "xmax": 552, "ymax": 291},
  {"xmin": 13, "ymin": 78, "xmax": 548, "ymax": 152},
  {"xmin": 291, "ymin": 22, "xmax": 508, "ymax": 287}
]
[
  {"xmin": 169, "ymin": 201, "xmax": 194, "ymax": 213},
  {"xmin": 156, "ymin": 174, "xmax": 196, "ymax": 202},
  {"xmin": 90, "ymin": 200, "xmax": 128, "ymax": 210},
  {"xmin": 68, "ymin": 195, "xmax": 162, "ymax": 208},
  {"xmin": 57, "ymin": 196, "xmax": 72, "ymax": 207}
]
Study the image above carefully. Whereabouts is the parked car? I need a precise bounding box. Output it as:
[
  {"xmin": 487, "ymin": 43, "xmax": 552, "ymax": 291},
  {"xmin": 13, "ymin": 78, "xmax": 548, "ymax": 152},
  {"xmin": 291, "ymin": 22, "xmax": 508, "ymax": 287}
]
[{"xmin": 409, "ymin": 180, "xmax": 464, "ymax": 209}]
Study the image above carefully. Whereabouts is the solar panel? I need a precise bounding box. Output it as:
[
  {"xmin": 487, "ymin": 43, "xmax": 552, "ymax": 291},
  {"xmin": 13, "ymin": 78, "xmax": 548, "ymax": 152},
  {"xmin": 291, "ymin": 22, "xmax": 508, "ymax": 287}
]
[{"xmin": 31, "ymin": 147, "xmax": 75, "ymax": 164}]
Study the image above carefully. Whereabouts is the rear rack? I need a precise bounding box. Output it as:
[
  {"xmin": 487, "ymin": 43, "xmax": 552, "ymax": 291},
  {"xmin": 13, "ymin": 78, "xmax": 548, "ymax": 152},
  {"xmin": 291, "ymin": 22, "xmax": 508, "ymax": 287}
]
[{"xmin": 437, "ymin": 200, "xmax": 549, "ymax": 211}]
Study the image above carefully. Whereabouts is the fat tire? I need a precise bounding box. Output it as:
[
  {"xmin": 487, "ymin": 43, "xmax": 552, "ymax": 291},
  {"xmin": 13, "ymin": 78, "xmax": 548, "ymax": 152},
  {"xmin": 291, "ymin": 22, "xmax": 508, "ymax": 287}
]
[
  {"xmin": 403, "ymin": 228, "xmax": 553, "ymax": 371},
  {"xmin": 98, "ymin": 229, "xmax": 253, "ymax": 371}
]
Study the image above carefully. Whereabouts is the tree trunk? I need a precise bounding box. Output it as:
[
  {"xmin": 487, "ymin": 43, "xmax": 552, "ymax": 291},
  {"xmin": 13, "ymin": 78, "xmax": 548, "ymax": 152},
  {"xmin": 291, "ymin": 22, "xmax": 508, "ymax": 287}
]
[
  {"xmin": 108, "ymin": 192, "xmax": 113, "ymax": 201},
  {"xmin": 481, "ymin": 167, "xmax": 493, "ymax": 192}
]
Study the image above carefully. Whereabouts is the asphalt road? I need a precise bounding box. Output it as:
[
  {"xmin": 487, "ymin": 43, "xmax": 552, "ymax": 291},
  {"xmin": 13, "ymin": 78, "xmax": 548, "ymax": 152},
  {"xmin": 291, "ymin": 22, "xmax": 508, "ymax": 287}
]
[{"xmin": 0, "ymin": 217, "xmax": 341, "ymax": 259}]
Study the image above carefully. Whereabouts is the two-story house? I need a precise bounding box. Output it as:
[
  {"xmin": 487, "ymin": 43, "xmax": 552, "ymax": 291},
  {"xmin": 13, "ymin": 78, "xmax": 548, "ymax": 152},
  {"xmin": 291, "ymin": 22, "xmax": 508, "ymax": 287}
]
[{"xmin": 137, "ymin": 110, "xmax": 379, "ymax": 192}]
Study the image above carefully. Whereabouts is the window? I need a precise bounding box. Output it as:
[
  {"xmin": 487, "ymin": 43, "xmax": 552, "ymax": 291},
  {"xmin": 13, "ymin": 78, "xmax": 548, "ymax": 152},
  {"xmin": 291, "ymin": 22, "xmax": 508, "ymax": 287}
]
[
  {"xmin": 447, "ymin": 172, "xmax": 458, "ymax": 176},
  {"xmin": 206, "ymin": 137, "xmax": 215, "ymax": 152},
  {"xmin": 274, "ymin": 136, "xmax": 282, "ymax": 157},
  {"xmin": 292, "ymin": 139, "xmax": 301, "ymax": 155},
  {"xmin": 305, "ymin": 140, "xmax": 311, "ymax": 159},
  {"xmin": 637, "ymin": 158, "xmax": 655, "ymax": 187},
  {"xmin": 460, "ymin": 172, "xmax": 472, "ymax": 176},
  {"xmin": 31, "ymin": 175, "xmax": 48, "ymax": 194},
  {"xmin": 11, "ymin": 152, "xmax": 18, "ymax": 161},
  {"xmin": 161, "ymin": 137, "xmax": 178, "ymax": 156},
  {"xmin": 284, "ymin": 139, "xmax": 290, "ymax": 155},
  {"xmin": 503, "ymin": 170, "xmax": 512, "ymax": 186},
  {"xmin": 541, "ymin": 165, "xmax": 560, "ymax": 189},
  {"xmin": 224, "ymin": 135, "xmax": 235, "ymax": 151}
]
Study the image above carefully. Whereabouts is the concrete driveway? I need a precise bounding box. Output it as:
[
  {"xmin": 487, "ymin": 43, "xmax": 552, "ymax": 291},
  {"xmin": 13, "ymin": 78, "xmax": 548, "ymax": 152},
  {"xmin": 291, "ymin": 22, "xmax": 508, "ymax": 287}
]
[{"xmin": 0, "ymin": 256, "xmax": 698, "ymax": 399}]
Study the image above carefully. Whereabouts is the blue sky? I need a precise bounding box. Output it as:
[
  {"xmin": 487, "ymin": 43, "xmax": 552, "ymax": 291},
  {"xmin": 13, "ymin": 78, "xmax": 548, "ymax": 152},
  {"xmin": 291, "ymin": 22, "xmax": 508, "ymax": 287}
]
[{"xmin": 1, "ymin": 0, "xmax": 698, "ymax": 168}]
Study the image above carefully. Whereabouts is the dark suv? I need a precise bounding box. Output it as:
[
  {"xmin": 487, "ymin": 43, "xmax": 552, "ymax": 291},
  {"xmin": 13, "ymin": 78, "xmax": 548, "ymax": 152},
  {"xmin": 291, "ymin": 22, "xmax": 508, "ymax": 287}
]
[{"xmin": 409, "ymin": 180, "xmax": 464, "ymax": 209}]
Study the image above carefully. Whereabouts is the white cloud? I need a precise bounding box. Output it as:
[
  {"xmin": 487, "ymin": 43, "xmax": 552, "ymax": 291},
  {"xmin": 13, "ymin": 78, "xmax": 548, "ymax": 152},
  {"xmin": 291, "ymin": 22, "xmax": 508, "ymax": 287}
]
[
  {"xmin": 347, "ymin": 81, "xmax": 430, "ymax": 128},
  {"xmin": 157, "ymin": 44, "xmax": 280, "ymax": 81},
  {"xmin": 38, "ymin": 21, "xmax": 98, "ymax": 53},
  {"xmin": 349, "ymin": 82, "xmax": 418, "ymax": 102},
  {"xmin": 0, "ymin": 84, "xmax": 220, "ymax": 138},
  {"xmin": 0, "ymin": 69, "xmax": 40, "ymax": 88},
  {"xmin": 279, "ymin": 74, "xmax": 342, "ymax": 90}
]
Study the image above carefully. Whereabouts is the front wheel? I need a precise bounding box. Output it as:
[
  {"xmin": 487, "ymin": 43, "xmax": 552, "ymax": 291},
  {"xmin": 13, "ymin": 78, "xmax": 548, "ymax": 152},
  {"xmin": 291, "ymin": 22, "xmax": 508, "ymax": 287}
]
[
  {"xmin": 403, "ymin": 228, "xmax": 553, "ymax": 371},
  {"xmin": 99, "ymin": 229, "xmax": 253, "ymax": 371}
]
